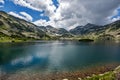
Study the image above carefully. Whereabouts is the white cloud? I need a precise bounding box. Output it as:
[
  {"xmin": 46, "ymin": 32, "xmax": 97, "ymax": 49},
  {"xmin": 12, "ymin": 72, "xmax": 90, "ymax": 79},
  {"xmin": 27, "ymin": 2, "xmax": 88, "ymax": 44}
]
[
  {"xmin": 9, "ymin": 11, "xmax": 26, "ymax": 20},
  {"xmin": 40, "ymin": 13, "xmax": 44, "ymax": 17},
  {"xmin": 8, "ymin": 11, "xmax": 33, "ymax": 22},
  {"xmin": 20, "ymin": 12, "xmax": 33, "ymax": 21},
  {"xmin": 50, "ymin": 0, "xmax": 120, "ymax": 29},
  {"xmin": 112, "ymin": 16, "xmax": 120, "ymax": 22},
  {"xmin": 11, "ymin": 0, "xmax": 120, "ymax": 29},
  {"xmin": 0, "ymin": 0, "xmax": 5, "ymax": 7},
  {"xmin": 33, "ymin": 19, "xmax": 49, "ymax": 26},
  {"xmin": 0, "ymin": 0, "xmax": 4, "ymax": 4},
  {"xmin": 11, "ymin": 56, "xmax": 33, "ymax": 65},
  {"xmin": 11, "ymin": 0, "xmax": 56, "ymax": 16}
]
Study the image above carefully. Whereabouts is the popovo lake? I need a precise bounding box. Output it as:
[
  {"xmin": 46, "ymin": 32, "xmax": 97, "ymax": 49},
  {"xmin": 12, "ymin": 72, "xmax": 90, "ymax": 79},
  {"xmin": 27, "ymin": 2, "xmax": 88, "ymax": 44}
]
[{"xmin": 0, "ymin": 41, "xmax": 120, "ymax": 74}]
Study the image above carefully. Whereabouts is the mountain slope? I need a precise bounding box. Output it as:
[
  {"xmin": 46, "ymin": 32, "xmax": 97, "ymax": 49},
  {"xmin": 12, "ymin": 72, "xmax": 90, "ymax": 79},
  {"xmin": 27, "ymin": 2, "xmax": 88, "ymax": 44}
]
[
  {"xmin": 70, "ymin": 20, "xmax": 120, "ymax": 41},
  {"xmin": 39, "ymin": 25, "xmax": 71, "ymax": 36},
  {"xmin": 70, "ymin": 23, "xmax": 101, "ymax": 35},
  {"xmin": 0, "ymin": 11, "xmax": 120, "ymax": 41},
  {"xmin": 0, "ymin": 11, "xmax": 49, "ymax": 41}
]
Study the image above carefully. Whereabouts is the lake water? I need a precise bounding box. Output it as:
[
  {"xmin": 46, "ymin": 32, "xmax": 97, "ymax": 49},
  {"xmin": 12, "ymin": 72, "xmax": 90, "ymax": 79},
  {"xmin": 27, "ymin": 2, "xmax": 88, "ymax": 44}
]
[{"xmin": 0, "ymin": 41, "xmax": 120, "ymax": 74}]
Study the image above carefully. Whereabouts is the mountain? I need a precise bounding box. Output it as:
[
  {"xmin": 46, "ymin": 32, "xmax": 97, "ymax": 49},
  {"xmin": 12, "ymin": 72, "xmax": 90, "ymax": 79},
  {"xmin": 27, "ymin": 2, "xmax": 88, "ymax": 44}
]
[
  {"xmin": 39, "ymin": 25, "xmax": 70, "ymax": 36},
  {"xmin": 70, "ymin": 20, "xmax": 120, "ymax": 41},
  {"xmin": 57, "ymin": 28, "xmax": 69, "ymax": 34},
  {"xmin": 70, "ymin": 23, "xmax": 100, "ymax": 35},
  {"xmin": 0, "ymin": 11, "xmax": 120, "ymax": 41},
  {"xmin": 0, "ymin": 11, "xmax": 49, "ymax": 41}
]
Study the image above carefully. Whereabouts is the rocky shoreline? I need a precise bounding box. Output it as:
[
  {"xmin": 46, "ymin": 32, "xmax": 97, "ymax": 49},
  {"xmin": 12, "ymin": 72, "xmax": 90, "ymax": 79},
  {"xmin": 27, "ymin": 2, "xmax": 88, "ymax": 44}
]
[{"xmin": 0, "ymin": 63, "xmax": 120, "ymax": 80}]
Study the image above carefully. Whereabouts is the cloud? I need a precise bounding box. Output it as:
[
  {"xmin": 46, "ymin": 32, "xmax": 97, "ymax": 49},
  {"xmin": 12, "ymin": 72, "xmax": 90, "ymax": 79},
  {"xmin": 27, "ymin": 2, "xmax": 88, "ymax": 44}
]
[
  {"xmin": 33, "ymin": 19, "xmax": 48, "ymax": 26},
  {"xmin": 9, "ymin": 11, "xmax": 26, "ymax": 20},
  {"xmin": 8, "ymin": 11, "xmax": 33, "ymax": 22},
  {"xmin": 112, "ymin": 16, "xmax": 120, "ymax": 22},
  {"xmin": 20, "ymin": 12, "xmax": 33, "ymax": 21},
  {"xmin": 11, "ymin": 0, "xmax": 56, "ymax": 16},
  {"xmin": 40, "ymin": 13, "xmax": 44, "ymax": 17},
  {"xmin": 11, "ymin": 0, "xmax": 120, "ymax": 29},
  {"xmin": 0, "ymin": 0, "xmax": 4, "ymax": 7},
  {"xmin": 0, "ymin": 0, "xmax": 4, "ymax": 4},
  {"xmin": 49, "ymin": 0, "xmax": 120, "ymax": 29},
  {"xmin": 11, "ymin": 56, "xmax": 33, "ymax": 65}
]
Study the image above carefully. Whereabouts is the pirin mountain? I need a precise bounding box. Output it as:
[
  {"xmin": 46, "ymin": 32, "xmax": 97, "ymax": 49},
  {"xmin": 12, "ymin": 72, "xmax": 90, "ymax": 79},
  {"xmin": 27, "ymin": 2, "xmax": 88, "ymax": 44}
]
[{"xmin": 0, "ymin": 11, "xmax": 120, "ymax": 41}]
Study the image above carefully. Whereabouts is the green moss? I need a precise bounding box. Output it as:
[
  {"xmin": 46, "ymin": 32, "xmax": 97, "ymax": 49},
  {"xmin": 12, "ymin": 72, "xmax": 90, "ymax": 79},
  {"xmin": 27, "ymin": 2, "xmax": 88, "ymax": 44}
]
[
  {"xmin": 83, "ymin": 72, "xmax": 116, "ymax": 80},
  {"xmin": 82, "ymin": 65, "xmax": 120, "ymax": 80}
]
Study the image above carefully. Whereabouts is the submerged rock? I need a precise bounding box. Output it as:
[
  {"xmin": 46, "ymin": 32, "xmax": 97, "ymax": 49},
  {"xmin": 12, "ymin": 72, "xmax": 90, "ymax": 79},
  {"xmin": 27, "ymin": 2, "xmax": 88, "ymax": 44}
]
[{"xmin": 79, "ymin": 39, "xmax": 94, "ymax": 42}]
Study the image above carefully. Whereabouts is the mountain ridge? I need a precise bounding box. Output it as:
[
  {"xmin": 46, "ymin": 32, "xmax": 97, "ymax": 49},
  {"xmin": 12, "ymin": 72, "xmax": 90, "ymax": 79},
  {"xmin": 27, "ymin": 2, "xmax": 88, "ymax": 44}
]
[
  {"xmin": 0, "ymin": 11, "xmax": 50, "ymax": 42},
  {"xmin": 0, "ymin": 11, "xmax": 120, "ymax": 41}
]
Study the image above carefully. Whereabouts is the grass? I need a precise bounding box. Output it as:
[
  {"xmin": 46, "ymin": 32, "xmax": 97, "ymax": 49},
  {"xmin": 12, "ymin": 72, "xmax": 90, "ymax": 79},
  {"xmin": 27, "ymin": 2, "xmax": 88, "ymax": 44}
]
[
  {"xmin": 83, "ymin": 71, "xmax": 116, "ymax": 80},
  {"xmin": 83, "ymin": 65, "xmax": 120, "ymax": 80},
  {"xmin": 0, "ymin": 36, "xmax": 33, "ymax": 42},
  {"xmin": 0, "ymin": 36, "xmax": 53, "ymax": 42}
]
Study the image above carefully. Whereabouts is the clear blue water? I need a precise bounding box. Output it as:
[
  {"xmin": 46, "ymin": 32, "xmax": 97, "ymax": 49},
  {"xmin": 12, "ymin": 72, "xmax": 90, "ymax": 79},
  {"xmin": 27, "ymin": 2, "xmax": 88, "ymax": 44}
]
[{"xmin": 0, "ymin": 41, "xmax": 120, "ymax": 73}]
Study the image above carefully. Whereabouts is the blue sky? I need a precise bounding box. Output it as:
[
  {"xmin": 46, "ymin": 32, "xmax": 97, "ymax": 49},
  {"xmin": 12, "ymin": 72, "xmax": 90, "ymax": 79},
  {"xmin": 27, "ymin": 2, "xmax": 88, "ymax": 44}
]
[
  {"xmin": 0, "ymin": 0, "xmax": 59, "ymax": 21},
  {"xmin": 0, "ymin": 0, "xmax": 120, "ymax": 29}
]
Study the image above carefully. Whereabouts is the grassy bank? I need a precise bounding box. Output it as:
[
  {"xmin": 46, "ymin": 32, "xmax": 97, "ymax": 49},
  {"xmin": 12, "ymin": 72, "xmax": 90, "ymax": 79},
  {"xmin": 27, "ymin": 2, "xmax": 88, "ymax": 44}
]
[
  {"xmin": 83, "ymin": 65, "xmax": 120, "ymax": 80},
  {"xmin": 0, "ymin": 37, "xmax": 32, "ymax": 42},
  {"xmin": 0, "ymin": 36, "xmax": 50, "ymax": 43},
  {"xmin": 83, "ymin": 71, "xmax": 115, "ymax": 80}
]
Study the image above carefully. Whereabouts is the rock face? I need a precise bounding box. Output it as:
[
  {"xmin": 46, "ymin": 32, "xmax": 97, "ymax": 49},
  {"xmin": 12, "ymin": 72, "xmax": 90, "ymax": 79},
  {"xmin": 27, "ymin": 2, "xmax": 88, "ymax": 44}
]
[
  {"xmin": 70, "ymin": 21, "xmax": 120, "ymax": 36},
  {"xmin": 0, "ymin": 11, "xmax": 48, "ymax": 39},
  {"xmin": 97, "ymin": 34, "xmax": 115, "ymax": 41},
  {"xmin": 1, "ymin": 11, "xmax": 120, "ymax": 41},
  {"xmin": 69, "ymin": 23, "xmax": 100, "ymax": 35},
  {"xmin": 69, "ymin": 20, "xmax": 120, "ymax": 41},
  {"xmin": 39, "ymin": 25, "xmax": 70, "ymax": 36}
]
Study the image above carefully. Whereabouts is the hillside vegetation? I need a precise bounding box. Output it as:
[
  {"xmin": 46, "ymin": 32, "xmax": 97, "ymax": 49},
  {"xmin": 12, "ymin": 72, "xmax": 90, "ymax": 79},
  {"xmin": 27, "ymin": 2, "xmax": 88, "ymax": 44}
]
[
  {"xmin": 0, "ymin": 11, "xmax": 120, "ymax": 42},
  {"xmin": 0, "ymin": 11, "xmax": 50, "ymax": 42},
  {"xmin": 70, "ymin": 20, "xmax": 120, "ymax": 42}
]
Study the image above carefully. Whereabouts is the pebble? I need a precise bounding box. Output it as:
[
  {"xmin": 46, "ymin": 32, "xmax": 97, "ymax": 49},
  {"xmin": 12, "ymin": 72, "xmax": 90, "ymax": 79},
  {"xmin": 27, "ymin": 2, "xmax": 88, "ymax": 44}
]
[
  {"xmin": 99, "ymin": 74, "xmax": 104, "ymax": 76},
  {"xmin": 78, "ymin": 77, "xmax": 82, "ymax": 80},
  {"xmin": 63, "ymin": 79, "xmax": 68, "ymax": 80},
  {"xmin": 113, "ymin": 71, "xmax": 117, "ymax": 73},
  {"xmin": 115, "ymin": 66, "xmax": 120, "ymax": 71},
  {"xmin": 86, "ymin": 76, "xmax": 91, "ymax": 78}
]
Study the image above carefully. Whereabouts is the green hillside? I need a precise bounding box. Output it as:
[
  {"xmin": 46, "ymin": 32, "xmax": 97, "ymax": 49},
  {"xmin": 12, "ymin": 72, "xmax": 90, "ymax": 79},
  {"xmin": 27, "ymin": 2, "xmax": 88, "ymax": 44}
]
[{"xmin": 0, "ymin": 11, "xmax": 50, "ymax": 42}]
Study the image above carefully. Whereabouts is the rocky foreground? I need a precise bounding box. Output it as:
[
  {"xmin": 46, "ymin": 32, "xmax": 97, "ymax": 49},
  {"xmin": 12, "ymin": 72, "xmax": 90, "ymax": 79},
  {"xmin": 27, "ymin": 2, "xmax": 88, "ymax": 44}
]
[{"xmin": 1, "ymin": 63, "xmax": 120, "ymax": 80}]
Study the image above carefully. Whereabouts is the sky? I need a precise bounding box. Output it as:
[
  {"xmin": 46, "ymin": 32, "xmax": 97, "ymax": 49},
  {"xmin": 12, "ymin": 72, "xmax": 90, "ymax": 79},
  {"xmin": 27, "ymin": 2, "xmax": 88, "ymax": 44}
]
[{"xmin": 0, "ymin": 0, "xmax": 120, "ymax": 30}]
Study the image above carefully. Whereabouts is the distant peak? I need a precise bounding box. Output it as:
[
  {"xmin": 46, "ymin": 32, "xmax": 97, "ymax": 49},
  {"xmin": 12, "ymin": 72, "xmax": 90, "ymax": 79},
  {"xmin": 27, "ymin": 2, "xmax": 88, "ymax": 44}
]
[
  {"xmin": 0, "ymin": 11, "xmax": 7, "ymax": 16},
  {"xmin": 46, "ymin": 25, "xmax": 53, "ymax": 28},
  {"xmin": 75, "ymin": 26, "xmax": 84, "ymax": 28},
  {"xmin": 0, "ymin": 11, "xmax": 6, "ymax": 14},
  {"xmin": 85, "ymin": 23, "xmax": 95, "ymax": 26}
]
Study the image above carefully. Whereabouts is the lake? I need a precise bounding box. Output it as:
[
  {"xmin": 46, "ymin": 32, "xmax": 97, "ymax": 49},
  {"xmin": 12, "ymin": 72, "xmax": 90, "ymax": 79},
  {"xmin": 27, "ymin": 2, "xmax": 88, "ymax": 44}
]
[{"xmin": 0, "ymin": 41, "xmax": 120, "ymax": 74}]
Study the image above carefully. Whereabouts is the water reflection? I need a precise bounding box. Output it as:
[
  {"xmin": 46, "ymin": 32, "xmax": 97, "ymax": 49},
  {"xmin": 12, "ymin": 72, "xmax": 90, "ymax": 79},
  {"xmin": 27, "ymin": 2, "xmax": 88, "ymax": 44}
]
[{"xmin": 0, "ymin": 41, "xmax": 120, "ymax": 73}]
